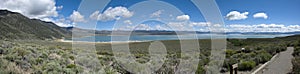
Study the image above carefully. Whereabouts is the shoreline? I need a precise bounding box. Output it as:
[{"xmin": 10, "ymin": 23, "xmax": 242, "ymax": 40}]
[{"xmin": 56, "ymin": 39, "xmax": 150, "ymax": 44}]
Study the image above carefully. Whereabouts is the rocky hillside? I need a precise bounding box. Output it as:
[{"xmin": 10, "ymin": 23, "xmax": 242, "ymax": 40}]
[{"xmin": 0, "ymin": 10, "xmax": 71, "ymax": 40}]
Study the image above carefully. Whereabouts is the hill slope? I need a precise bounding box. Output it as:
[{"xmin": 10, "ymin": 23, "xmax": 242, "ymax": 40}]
[{"xmin": 0, "ymin": 10, "xmax": 71, "ymax": 40}]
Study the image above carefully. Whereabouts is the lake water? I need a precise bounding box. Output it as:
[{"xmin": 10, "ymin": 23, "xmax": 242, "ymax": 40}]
[{"xmin": 71, "ymin": 34, "xmax": 294, "ymax": 42}]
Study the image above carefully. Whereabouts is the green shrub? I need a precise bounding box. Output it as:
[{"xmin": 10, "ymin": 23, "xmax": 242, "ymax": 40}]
[
  {"xmin": 229, "ymin": 39, "xmax": 246, "ymax": 46},
  {"xmin": 42, "ymin": 62, "xmax": 63, "ymax": 72},
  {"xmin": 0, "ymin": 48, "xmax": 4, "ymax": 54},
  {"xmin": 254, "ymin": 46, "xmax": 262, "ymax": 51},
  {"xmin": 15, "ymin": 48, "xmax": 29, "ymax": 57},
  {"xmin": 295, "ymin": 40, "xmax": 300, "ymax": 47},
  {"xmin": 243, "ymin": 47, "xmax": 253, "ymax": 53},
  {"xmin": 254, "ymin": 52, "xmax": 272, "ymax": 63},
  {"xmin": 223, "ymin": 58, "xmax": 238, "ymax": 69},
  {"xmin": 66, "ymin": 64, "xmax": 76, "ymax": 68},
  {"xmin": 36, "ymin": 58, "xmax": 43, "ymax": 64},
  {"xmin": 0, "ymin": 59, "xmax": 26, "ymax": 74},
  {"xmin": 226, "ymin": 49, "xmax": 237, "ymax": 58},
  {"xmin": 237, "ymin": 60, "xmax": 256, "ymax": 71},
  {"xmin": 69, "ymin": 56, "xmax": 75, "ymax": 60},
  {"xmin": 293, "ymin": 47, "xmax": 300, "ymax": 56},
  {"xmin": 291, "ymin": 57, "xmax": 300, "ymax": 73},
  {"xmin": 196, "ymin": 66, "xmax": 206, "ymax": 74},
  {"xmin": 195, "ymin": 61, "xmax": 206, "ymax": 74}
]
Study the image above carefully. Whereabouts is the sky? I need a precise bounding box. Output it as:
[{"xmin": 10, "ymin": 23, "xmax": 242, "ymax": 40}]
[{"xmin": 0, "ymin": 0, "xmax": 299, "ymax": 32}]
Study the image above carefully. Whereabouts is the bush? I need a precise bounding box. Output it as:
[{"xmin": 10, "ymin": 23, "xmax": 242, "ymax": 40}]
[
  {"xmin": 196, "ymin": 66, "xmax": 206, "ymax": 74},
  {"xmin": 293, "ymin": 47, "xmax": 300, "ymax": 56},
  {"xmin": 0, "ymin": 59, "xmax": 26, "ymax": 74},
  {"xmin": 237, "ymin": 60, "xmax": 256, "ymax": 71},
  {"xmin": 196, "ymin": 61, "xmax": 206, "ymax": 74},
  {"xmin": 226, "ymin": 49, "xmax": 237, "ymax": 58},
  {"xmin": 66, "ymin": 64, "xmax": 76, "ymax": 68},
  {"xmin": 0, "ymin": 48, "xmax": 4, "ymax": 54},
  {"xmin": 229, "ymin": 39, "xmax": 246, "ymax": 46},
  {"xmin": 290, "ymin": 43, "xmax": 300, "ymax": 73},
  {"xmin": 295, "ymin": 40, "xmax": 300, "ymax": 47},
  {"xmin": 223, "ymin": 58, "xmax": 238, "ymax": 68},
  {"xmin": 243, "ymin": 47, "xmax": 253, "ymax": 53},
  {"xmin": 291, "ymin": 57, "xmax": 300, "ymax": 73},
  {"xmin": 254, "ymin": 51, "xmax": 272, "ymax": 63},
  {"xmin": 15, "ymin": 48, "xmax": 30, "ymax": 57}
]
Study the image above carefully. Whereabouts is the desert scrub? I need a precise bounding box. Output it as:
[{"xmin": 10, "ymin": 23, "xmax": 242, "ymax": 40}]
[
  {"xmin": 237, "ymin": 60, "xmax": 256, "ymax": 71},
  {"xmin": 291, "ymin": 46, "xmax": 300, "ymax": 73},
  {"xmin": 254, "ymin": 50, "xmax": 272, "ymax": 63},
  {"xmin": 225, "ymin": 49, "xmax": 237, "ymax": 58},
  {"xmin": 0, "ymin": 59, "xmax": 28, "ymax": 74},
  {"xmin": 0, "ymin": 41, "xmax": 85, "ymax": 73}
]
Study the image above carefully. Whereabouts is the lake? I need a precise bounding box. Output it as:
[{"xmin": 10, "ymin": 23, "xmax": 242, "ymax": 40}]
[{"xmin": 70, "ymin": 34, "xmax": 294, "ymax": 42}]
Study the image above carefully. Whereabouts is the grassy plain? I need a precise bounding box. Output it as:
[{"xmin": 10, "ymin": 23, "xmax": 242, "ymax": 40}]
[{"xmin": 0, "ymin": 35, "xmax": 299, "ymax": 73}]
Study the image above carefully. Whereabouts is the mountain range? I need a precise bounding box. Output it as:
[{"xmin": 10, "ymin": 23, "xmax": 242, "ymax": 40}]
[
  {"xmin": 1, "ymin": 10, "xmax": 299, "ymax": 40},
  {"xmin": 0, "ymin": 10, "xmax": 71, "ymax": 40}
]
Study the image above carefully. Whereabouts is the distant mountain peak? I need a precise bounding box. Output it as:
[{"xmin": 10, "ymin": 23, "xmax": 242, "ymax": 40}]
[{"xmin": 0, "ymin": 10, "xmax": 19, "ymax": 15}]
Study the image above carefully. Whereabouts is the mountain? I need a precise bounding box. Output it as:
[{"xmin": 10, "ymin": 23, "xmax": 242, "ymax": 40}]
[{"xmin": 0, "ymin": 10, "xmax": 71, "ymax": 40}]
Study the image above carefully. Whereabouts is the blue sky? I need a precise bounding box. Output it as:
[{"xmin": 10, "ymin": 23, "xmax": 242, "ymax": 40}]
[
  {"xmin": 1, "ymin": 0, "xmax": 299, "ymax": 32},
  {"xmin": 55, "ymin": 0, "xmax": 300, "ymax": 24},
  {"xmin": 217, "ymin": 0, "xmax": 300, "ymax": 25}
]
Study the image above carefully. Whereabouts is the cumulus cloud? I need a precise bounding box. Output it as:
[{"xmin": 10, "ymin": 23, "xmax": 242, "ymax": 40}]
[
  {"xmin": 90, "ymin": 6, "xmax": 133, "ymax": 21},
  {"xmin": 53, "ymin": 18, "xmax": 72, "ymax": 27},
  {"xmin": 255, "ymin": 24, "xmax": 284, "ymax": 28},
  {"xmin": 123, "ymin": 20, "xmax": 132, "ymax": 25},
  {"xmin": 116, "ymin": 21, "xmax": 211, "ymax": 31},
  {"xmin": 89, "ymin": 11, "xmax": 100, "ymax": 20},
  {"xmin": 41, "ymin": 18, "xmax": 72, "ymax": 27},
  {"xmin": 227, "ymin": 24, "xmax": 300, "ymax": 32},
  {"xmin": 176, "ymin": 15, "xmax": 190, "ymax": 21},
  {"xmin": 136, "ymin": 24, "xmax": 152, "ymax": 30},
  {"xmin": 226, "ymin": 11, "xmax": 249, "ymax": 20},
  {"xmin": 115, "ymin": 23, "xmax": 172, "ymax": 31},
  {"xmin": 253, "ymin": 13, "xmax": 268, "ymax": 19},
  {"xmin": 190, "ymin": 22, "xmax": 210, "ymax": 27},
  {"xmin": 70, "ymin": 11, "xmax": 85, "ymax": 22},
  {"xmin": 288, "ymin": 25, "xmax": 300, "ymax": 29},
  {"xmin": 0, "ymin": 0, "xmax": 59, "ymax": 19},
  {"xmin": 151, "ymin": 10, "xmax": 163, "ymax": 18}
]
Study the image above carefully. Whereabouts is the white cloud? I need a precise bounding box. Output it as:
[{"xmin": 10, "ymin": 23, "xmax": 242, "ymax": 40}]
[
  {"xmin": 176, "ymin": 15, "xmax": 190, "ymax": 21},
  {"xmin": 123, "ymin": 20, "xmax": 132, "ymax": 25},
  {"xmin": 70, "ymin": 10, "xmax": 85, "ymax": 22},
  {"xmin": 57, "ymin": 5, "xmax": 63, "ymax": 10},
  {"xmin": 116, "ymin": 23, "xmax": 172, "ymax": 31},
  {"xmin": 151, "ymin": 10, "xmax": 163, "ymax": 18},
  {"xmin": 190, "ymin": 22, "xmax": 210, "ymax": 27},
  {"xmin": 155, "ymin": 25, "xmax": 169, "ymax": 31},
  {"xmin": 253, "ymin": 13, "xmax": 268, "ymax": 19},
  {"xmin": 116, "ymin": 21, "xmax": 211, "ymax": 31},
  {"xmin": 114, "ymin": 20, "xmax": 300, "ymax": 32},
  {"xmin": 41, "ymin": 18, "xmax": 72, "ymax": 27},
  {"xmin": 255, "ymin": 24, "xmax": 284, "ymax": 28},
  {"xmin": 0, "ymin": 0, "xmax": 59, "ymax": 19},
  {"xmin": 288, "ymin": 25, "xmax": 300, "ymax": 29},
  {"xmin": 89, "ymin": 11, "xmax": 100, "ymax": 20},
  {"xmin": 226, "ymin": 11, "xmax": 249, "ymax": 20},
  {"xmin": 136, "ymin": 24, "xmax": 151, "ymax": 30},
  {"xmin": 94, "ymin": 6, "xmax": 133, "ymax": 21},
  {"xmin": 167, "ymin": 22, "xmax": 190, "ymax": 31},
  {"xmin": 227, "ymin": 24, "xmax": 300, "ymax": 32}
]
